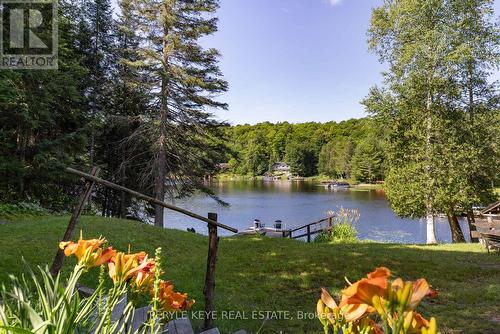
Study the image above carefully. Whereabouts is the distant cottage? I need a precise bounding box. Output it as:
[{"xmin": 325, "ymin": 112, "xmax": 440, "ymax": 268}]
[
  {"xmin": 217, "ymin": 163, "xmax": 231, "ymax": 172},
  {"xmin": 272, "ymin": 162, "xmax": 291, "ymax": 173}
]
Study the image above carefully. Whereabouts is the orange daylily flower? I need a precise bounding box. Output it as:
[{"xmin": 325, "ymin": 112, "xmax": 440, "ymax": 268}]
[
  {"xmin": 321, "ymin": 287, "xmax": 338, "ymax": 309},
  {"xmin": 317, "ymin": 268, "xmax": 439, "ymax": 334},
  {"xmin": 317, "ymin": 288, "xmax": 342, "ymax": 326},
  {"xmin": 108, "ymin": 251, "xmax": 149, "ymax": 284},
  {"xmin": 59, "ymin": 237, "xmax": 105, "ymax": 259},
  {"xmin": 411, "ymin": 312, "xmax": 430, "ymax": 329},
  {"xmin": 403, "ymin": 311, "xmax": 432, "ymax": 333},
  {"xmin": 132, "ymin": 257, "xmax": 157, "ymax": 291},
  {"xmin": 59, "ymin": 235, "xmax": 116, "ymax": 269},
  {"xmin": 339, "ymin": 267, "xmax": 391, "ymax": 321},
  {"xmin": 157, "ymin": 280, "xmax": 194, "ymax": 312},
  {"xmin": 392, "ymin": 278, "xmax": 437, "ymax": 310}
]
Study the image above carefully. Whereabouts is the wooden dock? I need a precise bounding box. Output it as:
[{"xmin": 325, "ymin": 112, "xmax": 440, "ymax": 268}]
[{"xmin": 238, "ymin": 216, "xmax": 334, "ymax": 242}]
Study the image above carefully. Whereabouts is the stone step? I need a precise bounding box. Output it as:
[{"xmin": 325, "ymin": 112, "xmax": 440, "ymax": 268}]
[
  {"xmin": 130, "ymin": 305, "xmax": 151, "ymax": 332},
  {"xmin": 164, "ymin": 318, "xmax": 194, "ymax": 334},
  {"xmin": 198, "ymin": 328, "xmax": 220, "ymax": 334}
]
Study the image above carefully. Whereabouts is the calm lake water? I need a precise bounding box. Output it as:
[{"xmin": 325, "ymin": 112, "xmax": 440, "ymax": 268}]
[{"xmin": 164, "ymin": 180, "xmax": 469, "ymax": 244}]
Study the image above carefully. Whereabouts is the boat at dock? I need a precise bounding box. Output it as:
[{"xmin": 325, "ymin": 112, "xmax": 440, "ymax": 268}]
[
  {"xmin": 321, "ymin": 181, "xmax": 351, "ymax": 189},
  {"xmin": 238, "ymin": 220, "xmax": 290, "ymax": 238}
]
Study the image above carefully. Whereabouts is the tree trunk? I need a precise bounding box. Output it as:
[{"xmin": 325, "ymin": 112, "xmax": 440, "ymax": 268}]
[
  {"xmin": 468, "ymin": 62, "xmax": 474, "ymax": 126},
  {"xmin": 90, "ymin": 129, "xmax": 95, "ymax": 167},
  {"xmin": 466, "ymin": 209, "xmax": 478, "ymax": 243},
  {"xmin": 154, "ymin": 7, "xmax": 171, "ymax": 228},
  {"xmin": 102, "ymin": 187, "xmax": 108, "ymax": 217},
  {"xmin": 446, "ymin": 208, "xmax": 465, "ymax": 243},
  {"xmin": 465, "ymin": 64, "xmax": 479, "ymax": 243},
  {"xmin": 425, "ymin": 91, "xmax": 437, "ymax": 244},
  {"xmin": 120, "ymin": 165, "xmax": 127, "ymax": 219},
  {"xmin": 426, "ymin": 208, "xmax": 437, "ymax": 244}
]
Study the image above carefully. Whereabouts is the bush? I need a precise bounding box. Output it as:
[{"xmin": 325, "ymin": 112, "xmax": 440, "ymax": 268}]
[
  {"xmin": 0, "ymin": 202, "xmax": 47, "ymax": 219},
  {"xmin": 315, "ymin": 207, "xmax": 360, "ymax": 243}
]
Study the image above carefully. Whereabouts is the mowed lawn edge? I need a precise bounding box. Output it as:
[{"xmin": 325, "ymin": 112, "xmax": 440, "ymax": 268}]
[{"xmin": 0, "ymin": 215, "xmax": 499, "ymax": 333}]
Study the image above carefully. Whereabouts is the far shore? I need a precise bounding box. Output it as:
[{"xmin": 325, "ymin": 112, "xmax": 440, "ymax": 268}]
[{"xmin": 211, "ymin": 173, "xmax": 384, "ymax": 190}]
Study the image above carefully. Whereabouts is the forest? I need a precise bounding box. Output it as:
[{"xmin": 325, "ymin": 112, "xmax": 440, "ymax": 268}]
[
  {"xmin": 222, "ymin": 118, "xmax": 385, "ymax": 182},
  {"xmin": 0, "ymin": 0, "xmax": 230, "ymax": 226}
]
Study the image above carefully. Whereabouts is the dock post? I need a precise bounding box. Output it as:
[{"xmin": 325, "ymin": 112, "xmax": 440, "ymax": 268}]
[
  {"xmin": 203, "ymin": 213, "xmax": 219, "ymax": 330},
  {"xmin": 307, "ymin": 225, "xmax": 311, "ymax": 243}
]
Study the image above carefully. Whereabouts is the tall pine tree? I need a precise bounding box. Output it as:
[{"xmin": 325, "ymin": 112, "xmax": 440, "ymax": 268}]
[{"xmin": 124, "ymin": 0, "xmax": 228, "ymax": 227}]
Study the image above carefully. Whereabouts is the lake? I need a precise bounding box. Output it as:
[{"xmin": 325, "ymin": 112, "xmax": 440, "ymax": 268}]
[{"xmin": 164, "ymin": 180, "xmax": 469, "ymax": 244}]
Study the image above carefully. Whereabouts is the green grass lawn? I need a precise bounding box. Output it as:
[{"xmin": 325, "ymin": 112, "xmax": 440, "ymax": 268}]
[{"xmin": 0, "ymin": 215, "xmax": 499, "ymax": 333}]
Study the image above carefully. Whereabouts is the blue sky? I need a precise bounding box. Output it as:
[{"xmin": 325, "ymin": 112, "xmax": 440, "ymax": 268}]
[{"xmin": 112, "ymin": 0, "xmax": 499, "ymax": 125}]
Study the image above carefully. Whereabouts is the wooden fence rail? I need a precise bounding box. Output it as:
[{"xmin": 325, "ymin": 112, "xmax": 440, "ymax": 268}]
[
  {"xmin": 52, "ymin": 167, "xmax": 237, "ymax": 331},
  {"xmin": 289, "ymin": 216, "xmax": 334, "ymax": 243},
  {"xmin": 65, "ymin": 167, "xmax": 237, "ymax": 233}
]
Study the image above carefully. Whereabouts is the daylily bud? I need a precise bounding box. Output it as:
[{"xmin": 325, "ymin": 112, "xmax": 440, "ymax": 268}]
[
  {"xmin": 400, "ymin": 282, "xmax": 413, "ymax": 310},
  {"xmin": 428, "ymin": 317, "xmax": 437, "ymax": 334},
  {"xmin": 372, "ymin": 295, "xmax": 385, "ymax": 316},
  {"xmin": 403, "ymin": 311, "xmax": 414, "ymax": 331}
]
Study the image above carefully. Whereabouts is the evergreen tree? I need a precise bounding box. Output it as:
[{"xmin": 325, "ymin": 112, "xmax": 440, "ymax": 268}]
[
  {"xmin": 0, "ymin": 2, "xmax": 88, "ymax": 208},
  {"xmin": 126, "ymin": 0, "xmax": 228, "ymax": 226},
  {"xmin": 81, "ymin": 0, "xmax": 116, "ymax": 167},
  {"xmin": 93, "ymin": 0, "xmax": 151, "ymax": 218},
  {"xmin": 285, "ymin": 141, "xmax": 317, "ymax": 177},
  {"xmin": 318, "ymin": 139, "xmax": 353, "ymax": 179},
  {"xmin": 244, "ymin": 133, "xmax": 269, "ymax": 176},
  {"xmin": 350, "ymin": 138, "xmax": 384, "ymax": 183}
]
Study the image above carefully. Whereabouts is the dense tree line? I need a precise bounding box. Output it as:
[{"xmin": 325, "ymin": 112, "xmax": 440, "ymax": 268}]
[
  {"xmin": 223, "ymin": 118, "xmax": 386, "ymax": 182},
  {"xmin": 0, "ymin": 0, "xmax": 228, "ymax": 226}
]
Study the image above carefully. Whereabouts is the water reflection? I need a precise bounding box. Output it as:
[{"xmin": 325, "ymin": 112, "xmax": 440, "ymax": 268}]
[{"xmin": 165, "ymin": 180, "xmax": 469, "ymax": 244}]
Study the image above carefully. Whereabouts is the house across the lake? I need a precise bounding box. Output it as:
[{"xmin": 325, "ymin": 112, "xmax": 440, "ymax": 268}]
[
  {"xmin": 217, "ymin": 163, "xmax": 231, "ymax": 172},
  {"xmin": 272, "ymin": 162, "xmax": 291, "ymax": 173}
]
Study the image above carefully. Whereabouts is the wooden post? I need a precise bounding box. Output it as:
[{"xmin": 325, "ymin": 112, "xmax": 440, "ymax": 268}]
[
  {"xmin": 466, "ymin": 210, "xmax": 479, "ymax": 243},
  {"xmin": 50, "ymin": 167, "xmax": 99, "ymax": 276},
  {"xmin": 203, "ymin": 213, "xmax": 219, "ymax": 330},
  {"xmin": 328, "ymin": 216, "xmax": 333, "ymax": 228},
  {"xmin": 307, "ymin": 225, "xmax": 311, "ymax": 243}
]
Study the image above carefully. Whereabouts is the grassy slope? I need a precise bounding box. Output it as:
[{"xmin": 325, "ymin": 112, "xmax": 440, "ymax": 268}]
[{"xmin": 0, "ymin": 215, "xmax": 499, "ymax": 333}]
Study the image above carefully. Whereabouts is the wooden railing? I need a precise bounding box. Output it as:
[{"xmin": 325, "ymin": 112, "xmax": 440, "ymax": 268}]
[
  {"xmin": 51, "ymin": 167, "xmax": 237, "ymax": 331},
  {"xmin": 287, "ymin": 216, "xmax": 334, "ymax": 243}
]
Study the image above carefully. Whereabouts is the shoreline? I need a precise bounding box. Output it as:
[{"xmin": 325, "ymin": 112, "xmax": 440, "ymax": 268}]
[{"xmin": 211, "ymin": 174, "xmax": 384, "ymax": 190}]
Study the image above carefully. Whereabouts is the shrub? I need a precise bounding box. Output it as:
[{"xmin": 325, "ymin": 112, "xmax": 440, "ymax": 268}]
[
  {"xmin": 315, "ymin": 208, "xmax": 360, "ymax": 243},
  {"xmin": 0, "ymin": 202, "xmax": 47, "ymax": 219}
]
